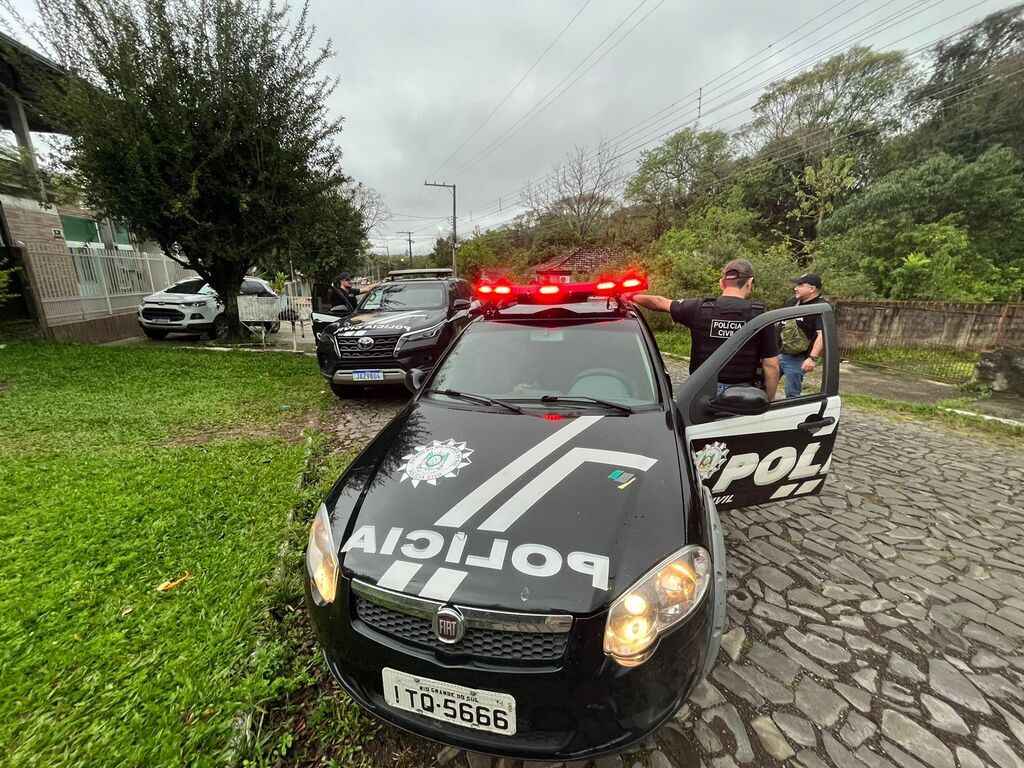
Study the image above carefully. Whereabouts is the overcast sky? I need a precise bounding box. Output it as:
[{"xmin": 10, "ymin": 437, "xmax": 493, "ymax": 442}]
[
  {"xmin": 6, "ymin": 0, "xmax": 1009, "ymax": 256},
  {"xmin": 308, "ymin": 0, "xmax": 1005, "ymax": 256}
]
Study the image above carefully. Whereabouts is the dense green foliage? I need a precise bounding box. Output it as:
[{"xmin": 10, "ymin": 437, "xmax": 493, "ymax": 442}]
[{"xmin": 453, "ymin": 8, "xmax": 1024, "ymax": 305}]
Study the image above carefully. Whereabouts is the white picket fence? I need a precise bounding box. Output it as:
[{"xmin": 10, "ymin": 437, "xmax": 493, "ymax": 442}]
[{"xmin": 26, "ymin": 245, "xmax": 196, "ymax": 326}]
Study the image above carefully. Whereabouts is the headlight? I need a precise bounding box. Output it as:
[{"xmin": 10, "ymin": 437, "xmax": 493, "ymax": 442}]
[
  {"xmin": 397, "ymin": 321, "xmax": 444, "ymax": 350},
  {"xmin": 182, "ymin": 300, "xmax": 208, "ymax": 307},
  {"xmin": 603, "ymin": 545, "xmax": 710, "ymax": 667},
  {"xmin": 306, "ymin": 503, "xmax": 339, "ymax": 605}
]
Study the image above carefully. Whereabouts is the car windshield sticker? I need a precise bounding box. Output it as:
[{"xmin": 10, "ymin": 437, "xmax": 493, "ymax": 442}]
[
  {"xmin": 693, "ymin": 441, "xmax": 729, "ymax": 480},
  {"xmin": 400, "ymin": 439, "xmax": 474, "ymax": 488}
]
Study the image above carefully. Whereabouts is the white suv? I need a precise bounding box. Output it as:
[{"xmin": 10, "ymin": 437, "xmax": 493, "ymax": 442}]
[{"xmin": 138, "ymin": 277, "xmax": 278, "ymax": 340}]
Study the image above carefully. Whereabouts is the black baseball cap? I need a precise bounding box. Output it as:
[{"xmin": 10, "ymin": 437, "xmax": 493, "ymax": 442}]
[
  {"xmin": 722, "ymin": 259, "xmax": 755, "ymax": 280},
  {"xmin": 792, "ymin": 273, "xmax": 822, "ymax": 288},
  {"xmin": 337, "ymin": 272, "xmax": 353, "ymax": 281}
]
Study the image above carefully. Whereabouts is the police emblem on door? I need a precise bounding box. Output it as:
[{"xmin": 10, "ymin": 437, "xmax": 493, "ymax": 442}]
[{"xmin": 433, "ymin": 606, "xmax": 465, "ymax": 644}]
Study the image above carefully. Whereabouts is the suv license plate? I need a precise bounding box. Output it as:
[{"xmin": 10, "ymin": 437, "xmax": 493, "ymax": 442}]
[
  {"xmin": 151, "ymin": 318, "xmax": 171, "ymax": 324},
  {"xmin": 382, "ymin": 668, "xmax": 516, "ymax": 735},
  {"xmin": 352, "ymin": 370, "xmax": 384, "ymax": 381}
]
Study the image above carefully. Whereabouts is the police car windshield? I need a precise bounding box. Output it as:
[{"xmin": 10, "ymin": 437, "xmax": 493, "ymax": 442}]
[
  {"xmin": 360, "ymin": 283, "xmax": 445, "ymax": 311},
  {"xmin": 429, "ymin": 320, "xmax": 659, "ymax": 408}
]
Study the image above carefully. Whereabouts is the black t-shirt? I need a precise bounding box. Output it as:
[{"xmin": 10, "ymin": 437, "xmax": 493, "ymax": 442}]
[
  {"xmin": 781, "ymin": 295, "xmax": 826, "ymax": 355},
  {"xmin": 670, "ymin": 296, "xmax": 780, "ymax": 361}
]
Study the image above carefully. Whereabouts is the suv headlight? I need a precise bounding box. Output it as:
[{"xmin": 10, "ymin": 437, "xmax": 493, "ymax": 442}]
[
  {"xmin": 396, "ymin": 320, "xmax": 444, "ymax": 350},
  {"xmin": 182, "ymin": 300, "xmax": 208, "ymax": 307},
  {"xmin": 603, "ymin": 545, "xmax": 711, "ymax": 667},
  {"xmin": 306, "ymin": 503, "xmax": 339, "ymax": 605}
]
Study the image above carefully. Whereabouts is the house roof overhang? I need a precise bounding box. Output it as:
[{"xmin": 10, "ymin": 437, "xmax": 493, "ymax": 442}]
[{"xmin": 0, "ymin": 32, "xmax": 65, "ymax": 134}]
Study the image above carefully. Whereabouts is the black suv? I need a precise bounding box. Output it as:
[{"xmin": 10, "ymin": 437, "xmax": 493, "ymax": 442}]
[{"xmin": 314, "ymin": 269, "xmax": 475, "ymax": 397}]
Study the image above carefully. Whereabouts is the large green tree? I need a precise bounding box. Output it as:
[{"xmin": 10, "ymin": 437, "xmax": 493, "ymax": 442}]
[
  {"xmin": 819, "ymin": 146, "xmax": 1024, "ymax": 300},
  {"xmin": 897, "ymin": 6, "xmax": 1024, "ymax": 164},
  {"xmin": 625, "ymin": 128, "xmax": 733, "ymax": 233},
  {"xmin": 18, "ymin": 0, "xmax": 347, "ymax": 334}
]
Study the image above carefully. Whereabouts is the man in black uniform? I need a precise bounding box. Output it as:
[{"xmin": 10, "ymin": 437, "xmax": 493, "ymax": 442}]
[
  {"xmin": 632, "ymin": 259, "xmax": 780, "ymax": 398},
  {"xmin": 332, "ymin": 272, "xmax": 361, "ymax": 313},
  {"xmin": 778, "ymin": 272, "xmax": 826, "ymax": 399}
]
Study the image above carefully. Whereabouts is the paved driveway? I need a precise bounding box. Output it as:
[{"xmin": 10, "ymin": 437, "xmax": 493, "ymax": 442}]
[{"xmin": 326, "ymin": 359, "xmax": 1024, "ymax": 768}]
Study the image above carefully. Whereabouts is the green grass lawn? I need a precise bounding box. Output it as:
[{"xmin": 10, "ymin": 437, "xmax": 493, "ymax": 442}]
[
  {"xmin": 842, "ymin": 345, "xmax": 977, "ymax": 383},
  {"xmin": 653, "ymin": 329, "xmax": 692, "ymax": 358},
  {"xmin": 0, "ymin": 342, "xmax": 375, "ymax": 767}
]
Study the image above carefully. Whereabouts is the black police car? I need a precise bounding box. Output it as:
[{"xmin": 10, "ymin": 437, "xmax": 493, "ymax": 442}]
[
  {"xmin": 304, "ymin": 276, "xmax": 841, "ymax": 760},
  {"xmin": 314, "ymin": 269, "xmax": 475, "ymax": 397}
]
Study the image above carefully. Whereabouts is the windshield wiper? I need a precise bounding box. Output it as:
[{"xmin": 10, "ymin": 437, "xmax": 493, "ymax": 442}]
[
  {"xmin": 426, "ymin": 389, "xmax": 523, "ymax": 413},
  {"xmin": 539, "ymin": 395, "xmax": 633, "ymax": 414}
]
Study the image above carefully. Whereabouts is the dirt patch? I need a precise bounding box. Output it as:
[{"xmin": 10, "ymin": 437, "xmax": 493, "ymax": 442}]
[
  {"xmin": 0, "ymin": 381, "xmax": 9, "ymax": 392},
  {"xmin": 161, "ymin": 411, "xmax": 324, "ymax": 447}
]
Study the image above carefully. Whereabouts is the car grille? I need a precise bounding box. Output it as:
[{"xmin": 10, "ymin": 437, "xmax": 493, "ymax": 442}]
[
  {"xmin": 334, "ymin": 334, "xmax": 401, "ymax": 367},
  {"xmin": 355, "ymin": 596, "xmax": 569, "ymax": 662},
  {"xmin": 141, "ymin": 307, "xmax": 185, "ymax": 321}
]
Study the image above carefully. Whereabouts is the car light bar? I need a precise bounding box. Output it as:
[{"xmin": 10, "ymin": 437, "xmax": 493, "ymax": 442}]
[{"xmin": 474, "ymin": 274, "xmax": 648, "ymax": 303}]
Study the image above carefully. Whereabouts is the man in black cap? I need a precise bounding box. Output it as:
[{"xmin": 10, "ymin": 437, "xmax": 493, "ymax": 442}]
[
  {"xmin": 632, "ymin": 259, "xmax": 779, "ymax": 398},
  {"xmin": 332, "ymin": 272, "xmax": 360, "ymax": 313},
  {"xmin": 778, "ymin": 273, "xmax": 826, "ymax": 398}
]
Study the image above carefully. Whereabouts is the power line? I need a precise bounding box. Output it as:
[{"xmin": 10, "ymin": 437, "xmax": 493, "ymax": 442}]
[
  {"xmin": 467, "ymin": 59, "xmax": 1024, "ymax": 244},
  {"xmin": 425, "ymin": 0, "xmax": 593, "ymax": 180},
  {"xmin": 449, "ymin": 0, "xmax": 989, "ymax": 229},
  {"xmin": 447, "ymin": 0, "xmax": 669, "ymax": 179},
  {"xmin": 453, "ymin": 0, "xmax": 930, "ymax": 225}
]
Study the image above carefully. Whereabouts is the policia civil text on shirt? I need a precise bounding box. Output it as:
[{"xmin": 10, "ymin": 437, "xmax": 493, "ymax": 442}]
[
  {"xmin": 777, "ymin": 272, "xmax": 827, "ymax": 399},
  {"xmin": 631, "ymin": 259, "xmax": 780, "ymax": 399}
]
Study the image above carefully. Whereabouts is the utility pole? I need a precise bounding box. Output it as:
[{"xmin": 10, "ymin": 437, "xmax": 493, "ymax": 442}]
[
  {"xmin": 424, "ymin": 180, "xmax": 457, "ymax": 276},
  {"xmin": 397, "ymin": 231, "xmax": 414, "ymax": 268}
]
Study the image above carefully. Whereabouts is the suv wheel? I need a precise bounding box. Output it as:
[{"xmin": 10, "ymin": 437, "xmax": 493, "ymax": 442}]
[
  {"xmin": 209, "ymin": 314, "xmax": 229, "ymax": 340},
  {"xmin": 143, "ymin": 328, "xmax": 168, "ymax": 340},
  {"xmin": 329, "ymin": 381, "xmax": 360, "ymax": 399}
]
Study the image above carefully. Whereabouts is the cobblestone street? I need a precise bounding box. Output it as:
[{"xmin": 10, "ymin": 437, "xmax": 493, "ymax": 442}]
[{"xmin": 325, "ymin": 358, "xmax": 1024, "ymax": 768}]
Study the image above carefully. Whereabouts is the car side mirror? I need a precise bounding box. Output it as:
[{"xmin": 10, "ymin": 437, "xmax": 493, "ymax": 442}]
[
  {"xmin": 330, "ymin": 304, "xmax": 352, "ymax": 315},
  {"xmin": 452, "ymin": 299, "xmax": 471, "ymax": 312},
  {"xmin": 405, "ymin": 368, "xmax": 426, "ymax": 394},
  {"xmin": 709, "ymin": 386, "xmax": 770, "ymax": 416}
]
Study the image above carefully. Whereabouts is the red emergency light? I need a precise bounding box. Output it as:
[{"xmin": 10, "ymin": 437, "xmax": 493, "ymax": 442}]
[{"xmin": 474, "ymin": 274, "xmax": 647, "ymax": 304}]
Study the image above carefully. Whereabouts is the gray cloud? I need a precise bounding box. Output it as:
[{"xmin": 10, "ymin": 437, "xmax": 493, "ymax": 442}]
[{"xmin": 312, "ymin": 0, "xmax": 1000, "ymax": 254}]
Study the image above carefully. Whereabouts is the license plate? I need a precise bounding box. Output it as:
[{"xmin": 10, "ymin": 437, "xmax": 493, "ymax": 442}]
[
  {"xmin": 151, "ymin": 318, "xmax": 171, "ymax": 324},
  {"xmin": 382, "ymin": 668, "xmax": 516, "ymax": 735},
  {"xmin": 352, "ymin": 369, "xmax": 384, "ymax": 381}
]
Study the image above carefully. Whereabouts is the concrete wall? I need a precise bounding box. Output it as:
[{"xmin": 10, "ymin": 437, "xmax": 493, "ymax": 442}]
[
  {"xmin": 1, "ymin": 194, "xmax": 67, "ymax": 250},
  {"xmin": 833, "ymin": 299, "xmax": 1022, "ymax": 351},
  {"xmin": 49, "ymin": 312, "xmax": 141, "ymax": 344}
]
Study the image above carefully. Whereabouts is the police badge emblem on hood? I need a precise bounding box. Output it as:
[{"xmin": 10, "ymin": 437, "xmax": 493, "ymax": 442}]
[{"xmin": 332, "ymin": 401, "xmax": 689, "ymax": 614}]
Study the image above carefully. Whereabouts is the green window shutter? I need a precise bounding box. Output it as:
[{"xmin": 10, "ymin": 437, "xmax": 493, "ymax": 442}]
[{"xmin": 59, "ymin": 215, "xmax": 101, "ymax": 244}]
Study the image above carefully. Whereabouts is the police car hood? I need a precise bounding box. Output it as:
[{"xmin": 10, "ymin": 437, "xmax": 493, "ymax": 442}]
[
  {"xmin": 336, "ymin": 308, "xmax": 445, "ymax": 335},
  {"xmin": 337, "ymin": 402, "xmax": 689, "ymax": 615}
]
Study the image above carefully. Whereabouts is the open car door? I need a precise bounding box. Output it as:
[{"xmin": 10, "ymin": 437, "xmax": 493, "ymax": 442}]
[
  {"xmin": 674, "ymin": 303, "xmax": 841, "ymax": 511},
  {"xmin": 311, "ymin": 281, "xmax": 356, "ymax": 336}
]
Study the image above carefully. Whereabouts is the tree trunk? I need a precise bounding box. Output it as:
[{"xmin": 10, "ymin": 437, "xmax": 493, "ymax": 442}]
[{"xmin": 206, "ymin": 259, "xmax": 249, "ymax": 339}]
